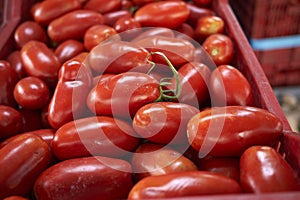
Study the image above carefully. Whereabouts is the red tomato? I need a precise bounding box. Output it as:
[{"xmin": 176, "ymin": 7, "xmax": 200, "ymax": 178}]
[
  {"xmin": 31, "ymin": 0, "xmax": 82, "ymax": 26},
  {"xmin": 84, "ymin": 25, "xmax": 118, "ymax": 51},
  {"xmin": 113, "ymin": 16, "xmax": 142, "ymax": 41},
  {"xmin": 88, "ymin": 40, "xmax": 150, "ymax": 74},
  {"xmin": 0, "ymin": 133, "xmax": 51, "ymax": 199},
  {"xmin": 174, "ymin": 23, "xmax": 195, "ymax": 40},
  {"xmin": 195, "ymin": 16, "xmax": 225, "ymax": 42},
  {"xmin": 0, "ymin": 61, "xmax": 19, "ymax": 107},
  {"xmin": 134, "ymin": 1, "xmax": 190, "ymax": 29},
  {"xmin": 20, "ymin": 40, "xmax": 61, "ymax": 89},
  {"xmin": 131, "ymin": 143, "xmax": 197, "ymax": 181},
  {"xmin": 86, "ymin": 72, "xmax": 160, "ymax": 119},
  {"xmin": 3, "ymin": 196, "xmax": 28, "ymax": 200},
  {"xmin": 19, "ymin": 108, "xmax": 43, "ymax": 132},
  {"xmin": 203, "ymin": 33, "xmax": 234, "ymax": 66},
  {"xmin": 132, "ymin": 27, "xmax": 175, "ymax": 42},
  {"xmin": 54, "ymin": 40, "xmax": 85, "ymax": 64},
  {"xmin": 48, "ymin": 60, "xmax": 93, "ymax": 129},
  {"xmin": 103, "ymin": 10, "xmax": 132, "ymax": 27},
  {"xmin": 0, "ymin": 105, "xmax": 22, "ymax": 140},
  {"xmin": 134, "ymin": 35, "xmax": 195, "ymax": 67},
  {"xmin": 210, "ymin": 65, "xmax": 255, "ymax": 106},
  {"xmin": 240, "ymin": 146, "xmax": 300, "ymax": 193},
  {"xmin": 6, "ymin": 51, "xmax": 26, "ymax": 79},
  {"xmin": 13, "ymin": 76, "xmax": 50, "ymax": 110},
  {"xmin": 187, "ymin": 106, "xmax": 283, "ymax": 157},
  {"xmin": 128, "ymin": 171, "xmax": 242, "ymax": 199},
  {"xmin": 192, "ymin": 0, "xmax": 212, "ymax": 7},
  {"xmin": 34, "ymin": 156, "xmax": 133, "ymax": 200},
  {"xmin": 84, "ymin": 0, "xmax": 121, "ymax": 14},
  {"xmin": 14, "ymin": 21, "xmax": 48, "ymax": 48},
  {"xmin": 186, "ymin": 3, "xmax": 213, "ymax": 28},
  {"xmin": 47, "ymin": 9, "xmax": 104, "ymax": 43},
  {"xmin": 52, "ymin": 116, "xmax": 139, "ymax": 160},
  {"xmin": 133, "ymin": 102, "xmax": 199, "ymax": 144}
]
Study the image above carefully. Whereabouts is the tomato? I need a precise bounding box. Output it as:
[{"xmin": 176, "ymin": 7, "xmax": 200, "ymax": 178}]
[
  {"xmin": 34, "ymin": 156, "xmax": 133, "ymax": 200},
  {"xmin": 128, "ymin": 171, "xmax": 242, "ymax": 199},
  {"xmin": 210, "ymin": 65, "xmax": 255, "ymax": 106},
  {"xmin": 3, "ymin": 196, "xmax": 28, "ymax": 200},
  {"xmin": 0, "ymin": 105, "xmax": 23, "ymax": 140},
  {"xmin": 113, "ymin": 16, "xmax": 142, "ymax": 41},
  {"xmin": 186, "ymin": 3, "xmax": 213, "ymax": 28},
  {"xmin": 88, "ymin": 40, "xmax": 150, "ymax": 74},
  {"xmin": 84, "ymin": 0, "xmax": 121, "ymax": 14},
  {"xmin": 84, "ymin": 25, "xmax": 119, "ymax": 51},
  {"xmin": 240, "ymin": 146, "xmax": 300, "ymax": 193},
  {"xmin": 132, "ymin": 27, "xmax": 175, "ymax": 42},
  {"xmin": 52, "ymin": 116, "xmax": 139, "ymax": 160},
  {"xmin": 48, "ymin": 60, "xmax": 93, "ymax": 129},
  {"xmin": 131, "ymin": 143, "xmax": 197, "ymax": 181},
  {"xmin": 174, "ymin": 23, "xmax": 195, "ymax": 41},
  {"xmin": 31, "ymin": 0, "xmax": 82, "ymax": 26},
  {"xmin": 54, "ymin": 40, "xmax": 85, "ymax": 64},
  {"xmin": 195, "ymin": 16, "xmax": 225, "ymax": 43},
  {"xmin": 0, "ymin": 61, "xmax": 19, "ymax": 107},
  {"xmin": 192, "ymin": 0, "xmax": 212, "ymax": 7},
  {"xmin": 20, "ymin": 40, "xmax": 61, "ymax": 89},
  {"xmin": 0, "ymin": 133, "xmax": 51, "ymax": 199},
  {"xmin": 47, "ymin": 9, "xmax": 104, "ymax": 43},
  {"xmin": 134, "ymin": 35, "xmax": 195, "ymax": 67},
  {"xmin": 134, "ymin": 1, "xmax": 190, "ymax": 29},
  {"xmin": 198, "ymin": 156, "xmax": 240, "ymax": 183},
  {"xmin": 14, "ymin": 21, "xmax": 48, "ymax": 48},
  {"xmin": 19, "ymin": 108, "xmax": 43, "ymax": 132},
  {"xmin": 13, "ymin": 76, "xmax": 50, "ymax": 110},
  {"xmin": 87, "ymin": 72, "xmax": 160, "ymax": 119},
  {"xmin": 133, "ymin": 102, "xmax": 199, "ymax": 144},
  {"xmin": 176, "ymin": 62, "xmax": 211, "ymax": 107},
  {"xmin": 6, "ymin": 51, "xmax": 26, "ymax": 79},
  {"xmin": 103, "ymin": 10, "xmax": 132, "ymax": 27},
  {"xmin": 187, "ymin": 106, "xmax": 283, "ymax": 157},
  {"xmin": 93, "ymin": 73, "xmax": 115, "ymax": 86},
  {"xmin": 203, "ymin": 33, "xmax": 234, "ymax": 66}
]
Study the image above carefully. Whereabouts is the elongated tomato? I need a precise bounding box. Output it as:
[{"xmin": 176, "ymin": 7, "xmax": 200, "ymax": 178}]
[{"xmin": 187, "ymin": 106, "xmax": 283, "ymax": 157}]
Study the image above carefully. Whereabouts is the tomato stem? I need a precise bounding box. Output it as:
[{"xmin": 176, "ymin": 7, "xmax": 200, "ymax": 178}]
[{"xmin": 146, "ymin": 52, "xmax": 181, "ymax": 102}]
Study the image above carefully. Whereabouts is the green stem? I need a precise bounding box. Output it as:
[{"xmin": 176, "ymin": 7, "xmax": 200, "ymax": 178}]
[{"xmin": 146, "ymin": 52, "xmax": 181, "ymax": 102}]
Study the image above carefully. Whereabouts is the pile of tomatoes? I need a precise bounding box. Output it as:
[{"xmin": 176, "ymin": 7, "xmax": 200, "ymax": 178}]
[{"xmin": 0, "ymin": 0, "xmax": 300, "ymax": 199}]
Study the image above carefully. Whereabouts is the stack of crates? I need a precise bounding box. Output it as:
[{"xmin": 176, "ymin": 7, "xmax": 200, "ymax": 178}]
[{"xmin": 230, "ymin": 0, "xmax": 300, "ymax": 86}]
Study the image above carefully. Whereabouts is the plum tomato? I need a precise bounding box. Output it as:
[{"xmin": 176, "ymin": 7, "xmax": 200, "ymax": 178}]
[
  {"xmin": 134, "ymin": 1, "xmax": 190, "ymax": 29},
  {"xmin": 131, "ymin": 143, "xmax": 197, "ymax": 181},
  {"xmin": 186, "ymin": 3, "xmax": 213, "ymax": 28},
  {"xmin": 84, "ymin": 0, "xmax": 121, "ymax": 14},
  {"xmin": 103, "ymin": 10, "xmax": 132, "ymax": 27},
  {"xmin": 187, "ymin": 106, "xmax": 283, "ymax": 157},
  {"xmin": 128, "ymin": 171, "xmax": 242, "ymax": 199},
  {"xmin": 195, "ymin": 16, "xmax": 225, "ymax": 42},
  {"xmin": 13, "ymin": 76, "xmax": 50, "ymax": 110},
  {"xmin": 51, "ymin": 116, "xmax": 139, "ymax": 160},
  {"xmin": 113, "ymin": 16, "xmax": 142, "ymax": 41},
  {"xmin": 133, "ymin": 102, "xmax": 200, "ymax": 144},
  {"xmin": 34, "ymin": 156, "xmax": 133, "ymax": 200},
  {"xmin": 0, "ymin": 105, "xmax": 23, "ymax": 140},
  {"xmin": 240, "ymin": 146, "xmax": 300, "ymax": 193},
  {"xmin": 6, "ymin": 51, "xmax": 26, "ymax": 79},
  {"xmin": 54, "ymin": 40, "xmax": 85, "ymax": 64},
  {"xmin": 203, "ymin": 33, "xmax": 234, "ymax": 66},
  {"xmin": 209, "ymin": 65, "xmax": 255, "ymax": 106}
]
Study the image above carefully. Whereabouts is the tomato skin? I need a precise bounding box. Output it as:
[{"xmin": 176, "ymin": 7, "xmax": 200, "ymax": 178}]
[
  {"xmin": 0, "ymin": 133, "xmax": 51, "ymax": 199},
  {"xmin": 128, "ymin": 171, "xmax": 242, "ymax": 199},
  {"xmin": 86, "ymin": 72, "xmax": 160, "ymax": 119},
  {"xmin": 203, "ymin": 33, "xmax": 234, "ymax": 66},
  {"xmin": 14, "ymin": 21, "xmax": 48, "ymax": 48},
  {"xmin": 195, "ymin": 16, "xmax": 225, "ymax": 43},
  {"xmin": 13, "ymin": 76, "xmax": 50, "ymax": 110},
  {"xmin": 134, "ymin": 1, "xmax": 190, "ymax": 29},
  {"xmin": 134, "ymin": 36, "xmax": 195, "ymax": 67},
  {"xmin": 133, "ymin": 102, "xmax": 200, "ymax": 144},
  {"xmin": 240, "ymin": 146, "xmax": 300, "ymax": 193},
  {"xmin": 132, "ymin": 27, "xmax": 175, "ymax": 42},
  {"xmin": 52, "ymin": 116, "xmax": 139, "ymax": 160},
  {"xmin": 3, "ymin": 196, "xmax": 28, "ymax": 200},
  {"xmin": 103, "ymin": 10, "xmax": 132, "ymax": 27},
  {"xmin": 54, "ymin": 40, "xmax": 85, "ymax": 64},
  {"xmin": 0, "ymin": 105, "xmax": 23, "ymax": 140},
  {"xmin": 34, "ymin": 156, "xmax": 133, "ymax": 200},
  {"xmin": 32, "ymin": 0, "xmax": 82, "ymax": 26},
  {"xmin": 47, "ymin": 9, "xmax": 104, "ymax": 43},
  {"xmin": 19, "ymin": 108, "xmax": 43, "ymax": 132},
  {"xmin": 88, "ymin": 40, "xmax": 150, "ymax": 74},
  {"xmin": 131, "ymin": 143, "xmax": 197, "ymax": 181},
  {"xmin": 84, "ymin": 0, "xmax": 121, "ymax": 14},
  {"xmin": 113, "ymin": 16, "xmax": 142, "ymax": 41},
  {"xmin": 20, "ymin": 40, "xmax": 61, "ymax": 89},
  {"xmin": 210, "ymin": 65, "xmax": 254, "ymax": 106},
  {"xmin": 186, "ymin": 3, "xmax": 213, "ymax": 28},
  {"xmin": 6, "ymin": 51, "xmax": 26, "ymax": 79},
  {"xmin": 0, "ymin": 61, "xmax": 19, "ymax": 107},
  {"xmin": 84, "ymin": 25, "xmax": 118, "ymax": 51},
  {"xmin": 187, "ymin": 106, "xmax": 283, "ymax": 157},
  {"xmin": 48, "ymin": 60, "xmax": 93, "ymax": 129}
]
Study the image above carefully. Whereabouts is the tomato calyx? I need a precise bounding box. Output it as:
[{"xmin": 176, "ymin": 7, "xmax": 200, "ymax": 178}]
[{"xmin": 146, "ymin": 51, "xmax": 181, "ymax": 102}]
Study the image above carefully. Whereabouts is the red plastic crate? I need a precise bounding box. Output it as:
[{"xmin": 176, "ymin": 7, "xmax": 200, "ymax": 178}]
[{"xmin": 0, "ymin": 0, "xmax": 300, "ymax": 199}]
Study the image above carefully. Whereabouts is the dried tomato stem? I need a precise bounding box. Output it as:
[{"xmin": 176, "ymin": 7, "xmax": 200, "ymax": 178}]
[{"xmin": 146, "ymin": 51, "xmax": 181, "ymax": 102}]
